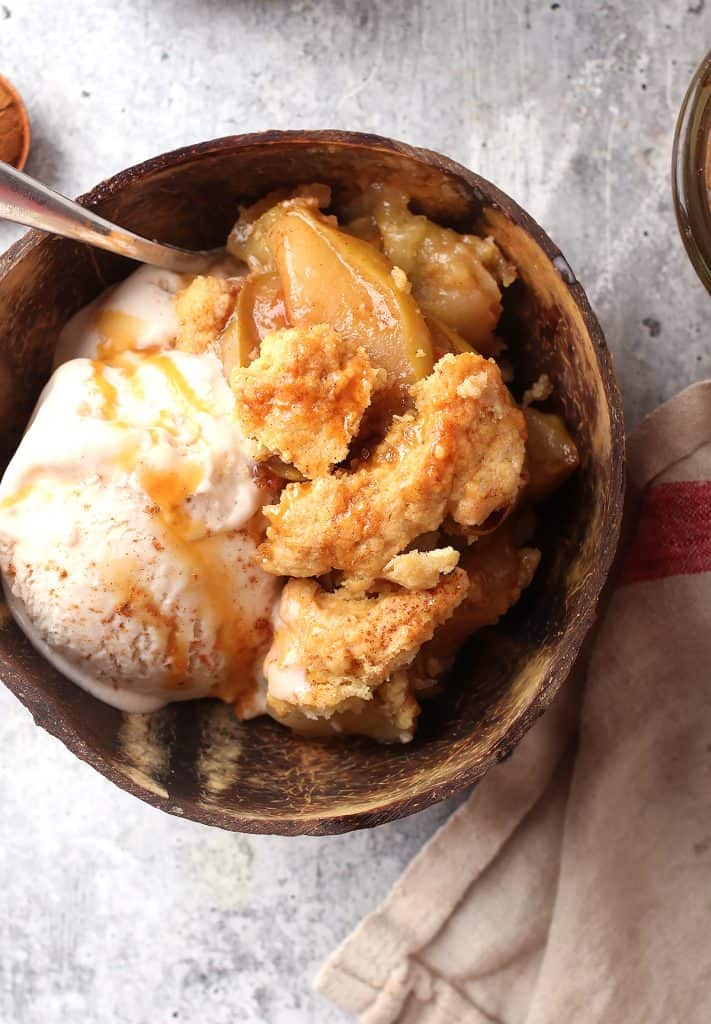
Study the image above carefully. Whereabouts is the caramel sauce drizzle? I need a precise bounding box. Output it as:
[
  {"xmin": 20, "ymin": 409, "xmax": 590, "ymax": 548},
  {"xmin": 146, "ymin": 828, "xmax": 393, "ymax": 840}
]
[
  {"xmin": 95, "ymin": 310, "xmax": 145, "ymax": 359},
  {"xmin": 0, "ymin": 480, "xmax": 37, "ymax": 511},
  {"xmin": 91, "ymin": 361, "xmax": 119, "ymax": 420}
]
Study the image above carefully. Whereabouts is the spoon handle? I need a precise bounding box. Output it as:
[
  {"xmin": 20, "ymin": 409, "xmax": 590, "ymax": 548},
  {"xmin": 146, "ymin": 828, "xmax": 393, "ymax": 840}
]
[{"xmin": 0, "ymin": 160, "xmax": 215, "ymax": 274}]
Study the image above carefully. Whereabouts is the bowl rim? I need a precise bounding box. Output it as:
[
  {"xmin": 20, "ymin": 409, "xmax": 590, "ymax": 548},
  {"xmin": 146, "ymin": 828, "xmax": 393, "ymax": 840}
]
[{"xmin": 0, "ymin": 130, "xmax": 626, "ymax": 835}]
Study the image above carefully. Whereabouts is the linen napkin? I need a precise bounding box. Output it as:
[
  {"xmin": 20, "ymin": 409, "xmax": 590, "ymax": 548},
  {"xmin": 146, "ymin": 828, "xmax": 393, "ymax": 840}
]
[{"xmin": 316, "ymin": 381, "xmax": 711, "ymax": 1024}]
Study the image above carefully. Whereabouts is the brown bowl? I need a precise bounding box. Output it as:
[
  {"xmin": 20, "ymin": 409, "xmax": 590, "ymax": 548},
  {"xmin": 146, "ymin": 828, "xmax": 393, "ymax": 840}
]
[{"xmin": 0, "ymin": 131, "xmax": 624, "ymax": 835}]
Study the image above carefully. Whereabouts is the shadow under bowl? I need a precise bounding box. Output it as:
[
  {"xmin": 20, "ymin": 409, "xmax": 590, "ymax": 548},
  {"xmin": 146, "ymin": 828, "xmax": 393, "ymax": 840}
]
[{"xmin": 0, "ymin": 131, "xmax": 625, "ymax": 835}]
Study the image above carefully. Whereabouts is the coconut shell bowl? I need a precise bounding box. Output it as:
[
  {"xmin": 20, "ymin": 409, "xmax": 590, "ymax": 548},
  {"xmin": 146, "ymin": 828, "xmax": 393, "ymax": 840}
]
[{"xmin": 0, "ymin": 131, "xmax": 624, "ymax": 835}]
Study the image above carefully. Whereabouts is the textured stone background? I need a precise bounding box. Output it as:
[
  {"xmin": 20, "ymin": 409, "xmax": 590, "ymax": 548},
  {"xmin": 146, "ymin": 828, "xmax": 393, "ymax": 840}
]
[{"xmin": 0, "ymin": 2, "xmax": 709, "ymax": 1022}]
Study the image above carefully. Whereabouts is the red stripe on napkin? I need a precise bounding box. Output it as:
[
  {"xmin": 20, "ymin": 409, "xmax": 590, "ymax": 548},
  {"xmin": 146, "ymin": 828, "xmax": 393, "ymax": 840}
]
[{"xmin": 619, "ymin": 480, "xmax": 711, "ymax": 585}]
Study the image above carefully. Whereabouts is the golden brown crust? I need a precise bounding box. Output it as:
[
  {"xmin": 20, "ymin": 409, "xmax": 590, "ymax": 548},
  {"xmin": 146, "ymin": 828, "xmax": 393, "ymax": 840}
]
[
  {"xmin": 258, "ymin": 352, "xmax": 526, "ymax": 587},
  {"xmin": 268, "ymin": 671, "xmax": 421, "ymax": 743},
  {"xmin": 380, "ymin": 547, "xmax": 460, "ymax": 589},
  {"xmin": 230, "ymin": 324, "xmax": 385, "ymax": 478},
  {"xmin": 415, "ymin": 354, "xmax": 527, "ymax": 526},
  {"xmin": 264, "ymin": 569, "xmax": 468, "ymax": 715},
  {"xmin": 175, "ymin": 275, "xmax": 241, "ymax": 355}
]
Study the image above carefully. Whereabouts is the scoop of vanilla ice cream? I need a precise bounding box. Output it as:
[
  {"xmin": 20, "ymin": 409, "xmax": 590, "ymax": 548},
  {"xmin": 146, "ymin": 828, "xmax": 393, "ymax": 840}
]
[
  {"xmin": 53, "ymin": 264, "xmax": 183, "ymax": 366},
  {"xmin": 0, "ymin": 347, "xmax": 280, "ymax": 713}
]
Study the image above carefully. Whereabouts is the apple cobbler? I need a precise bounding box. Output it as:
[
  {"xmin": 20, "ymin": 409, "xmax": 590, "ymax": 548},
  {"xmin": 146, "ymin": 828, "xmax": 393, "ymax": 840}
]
[
  {"xmin": 173, "ymin": 183, "xmax": 579, "ymax": 741},
  {"xmin": 0, "ymin": 179, "xmax": 578, "ymax": 738}
]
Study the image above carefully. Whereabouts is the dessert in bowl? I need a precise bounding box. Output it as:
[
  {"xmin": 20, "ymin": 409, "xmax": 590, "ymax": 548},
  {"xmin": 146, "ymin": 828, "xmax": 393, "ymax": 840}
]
[
  {"xmin": 0, "ymin": 132, "xmax": 624, "ymax": 834},
  {"xmin": 0, "ymin": 184, "xmax": 576, "ymax": 741}
]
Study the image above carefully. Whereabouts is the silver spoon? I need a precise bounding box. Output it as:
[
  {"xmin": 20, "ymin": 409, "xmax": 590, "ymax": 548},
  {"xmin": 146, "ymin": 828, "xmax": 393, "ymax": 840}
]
[{"xmin": 0, "ymin": 160, "xmax": 219, "ymax": 274}]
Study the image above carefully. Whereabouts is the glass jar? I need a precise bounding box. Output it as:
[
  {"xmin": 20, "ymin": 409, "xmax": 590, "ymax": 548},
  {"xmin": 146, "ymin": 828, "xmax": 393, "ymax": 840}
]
[{"xmin": 673, "ymin": 50, "xmax": 711, "ymax": 293}]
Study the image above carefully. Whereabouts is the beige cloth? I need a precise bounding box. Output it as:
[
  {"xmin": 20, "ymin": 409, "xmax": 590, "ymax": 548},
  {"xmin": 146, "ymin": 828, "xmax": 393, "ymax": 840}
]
[{"xmin": 316, "ymin": 382, "xmax": 711, "ymax": 1024}]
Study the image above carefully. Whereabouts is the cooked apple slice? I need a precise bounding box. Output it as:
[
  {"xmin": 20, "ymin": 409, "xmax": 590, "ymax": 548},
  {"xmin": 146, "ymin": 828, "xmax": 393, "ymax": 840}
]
[
  {"xmin": 219, "ymin": 272, "xmax": 287, "ymax": 373},
  {"xmin": 266, "ymin": 204, "xmax": 433, "ymax": 405},
  {"xmin": 227, "ymin": 185, "xmax": 332, "ymax": 271},
  {"xmin": 228, "ymin": 200, "xmax": 286, "ymax": 272},
  {"xmin": 523, "ymin": 408, "xmax": 580, "ymax": 503},
  {"xmin": 345, "ymin": 185, "xmax": 515, "ymax": 355},
  {"xmin": 425, "ymin": 314, "xmax": 475, "ymax": 358}
]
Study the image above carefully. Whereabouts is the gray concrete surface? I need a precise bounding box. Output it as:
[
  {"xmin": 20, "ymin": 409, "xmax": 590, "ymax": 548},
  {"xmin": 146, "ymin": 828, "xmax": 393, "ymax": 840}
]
[{"xmin": 0, "ymin": 2, "xmax": 709, "ymax": 1022}]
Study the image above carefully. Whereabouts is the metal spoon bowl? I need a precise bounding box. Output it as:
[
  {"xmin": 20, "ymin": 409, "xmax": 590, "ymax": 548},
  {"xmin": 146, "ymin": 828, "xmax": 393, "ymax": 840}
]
[{"xmin": 0, "ymin": 160, "xmax": 220, "ymax": 274}]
